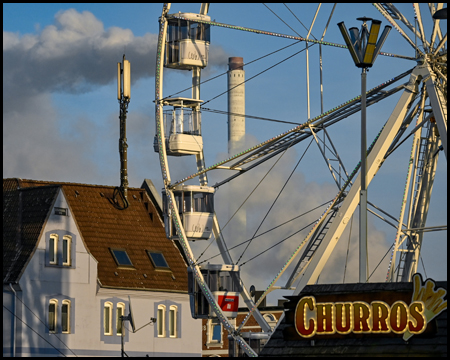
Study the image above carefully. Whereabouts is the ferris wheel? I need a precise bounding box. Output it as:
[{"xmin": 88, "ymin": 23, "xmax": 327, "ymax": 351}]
[{"xmin": 154, "ymin": 3, "xmax": 446, "ymax": 356}]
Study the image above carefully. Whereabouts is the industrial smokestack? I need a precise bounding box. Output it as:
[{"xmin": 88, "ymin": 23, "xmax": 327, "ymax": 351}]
[
  {"xmin": 228, "ymin": 57, "xmax": 245, "ymax": 154},
  {"xmin": 227, "ymin": 57, "xmax": 247, "ymax": 248}
]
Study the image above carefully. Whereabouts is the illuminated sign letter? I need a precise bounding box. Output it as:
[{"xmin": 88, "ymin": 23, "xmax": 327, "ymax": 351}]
[
  {"xmin": 372, "ymin": 301, "xmax": 390, "ymax": 333},
  {"xmin": 353, "ymin": 302, "xmax": 371, "ymax": 332},
  {"xmin": 335, "ymin": 303, "xmax": 352, "ymax": 334},
  {"xmin": 295, "ymin": 296, "xmax": 316, "ymax": 338},
  {"xmin": 316, "ymin": 303, "xmax": 334, "ymax": 333},
  {"xmin": 408, "ymin": 302, "xmax": 425, "ymax": 334},
  {"xmin": 390, "ymin": 301, "xmax": 408, "ymax": 333}
]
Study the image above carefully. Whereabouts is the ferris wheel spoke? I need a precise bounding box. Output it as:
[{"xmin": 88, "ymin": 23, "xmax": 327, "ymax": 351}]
[
  {"xmin": 412, "ymin": 3, "xmax": 429, "ymax": 52},
  {"xmin": 429, "ymin": 3, "xmax": 444, "ymax": 49},
  {"xmin": 170, "ymin": 68, "xmax": 413, "ymax": 189},
  {"xmin": 373, "ymin": 3, "xmax": 424, "ymax": 57},
  {"xmin": 171, "ymin": 14, "xmax": 415, "ymax": 60},
  {"xmin": 432, "ymin": 33, "xmax": 447, "ymax": 56}
]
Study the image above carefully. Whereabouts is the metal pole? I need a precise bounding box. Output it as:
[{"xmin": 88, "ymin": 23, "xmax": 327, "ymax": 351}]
[
  {"xmin": 119, "ymin": 100, "xmax": 129, "ymax": 200},
  {"xmin": 121, "ymin": 316, "xmax": 124, "ymax": 357},
  {"xmin": 359, "ymin": 67, "xmax": 368, "ymax": 283}
]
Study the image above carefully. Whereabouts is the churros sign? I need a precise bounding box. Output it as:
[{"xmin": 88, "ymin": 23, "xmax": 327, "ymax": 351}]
[{"xmin": 293, "ymin": 274, "xmax": 446, "ymax": 341}]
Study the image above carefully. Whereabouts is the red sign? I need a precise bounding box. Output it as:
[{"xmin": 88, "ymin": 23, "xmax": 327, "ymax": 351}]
[{"xmin": 217, "ymin": 294, "xmax": 239, "ymax": 313}]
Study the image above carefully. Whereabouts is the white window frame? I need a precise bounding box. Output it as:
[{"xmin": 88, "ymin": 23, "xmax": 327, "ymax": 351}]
[
  {"xmin": 49, "ymin": 234, "xmax": 58, "ymax": 265},
  {"xmin": 206, "ymin": 318, "xmax": 223, "ymax": 347},
  {"xmin": 61, "ymin": 300, "xmax": 71, "ymax": 334},
  {"xmin": 49, "ymin": 299, "xmax": 58, "ymax": 333},
  {"xmin": 62, "ymin": 235, "xmax": 72, "ymax": 266},
  {"xmin": 116, "ymin": 302, "xmax": 125, "ymax": 336},
  {"xmin": 263, "ymin": 313, "xmax": 278, "ymax": 330},
  {"xmin": 104, "ymin": 302, "xmax": 113, "ymax": 335},
  {"xmin": 157, "ymin": 304, "xmax": 166, "ymax": 337},
  {"xmin": 169, "ymin": 305, "xmax": 177, "ymax": 338}
]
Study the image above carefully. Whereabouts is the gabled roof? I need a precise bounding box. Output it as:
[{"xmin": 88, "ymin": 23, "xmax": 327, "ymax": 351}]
[
  {"xmin": 3, "ymin": 179, "xmax": 59, "ymax": 283},
  {"xmin": 3, "ymin": 178, "xmax": 188, "ymax": 293}
]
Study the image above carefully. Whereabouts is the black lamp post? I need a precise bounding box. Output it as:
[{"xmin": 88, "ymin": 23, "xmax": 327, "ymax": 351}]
[{"xmin": 338, "ymin": 18, "xmax": 391, "ymax": 283}]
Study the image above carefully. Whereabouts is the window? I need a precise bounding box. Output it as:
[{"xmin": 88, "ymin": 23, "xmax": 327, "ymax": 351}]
[
  {"xmin": 263, "ymin": 313, "xmax": 278, "ymax": 330},
  {"xmin": 147, "ymin": 251, "xmax": 170, "ymax": 270},
  {"xmin": 117, "ymin": 302, "xmax": 125, "ymax": 335},
  {"xmin": 62, "ymin": 300, "xmax": 70, "ymax": 333},
  {"xmin": 157, "ymin": 305, "xmax": 166, "ymax": 337},
  {"xmin": 169, "ymin": 305, "xmax": 177, "ymax": 338},
  {"xmin": 62, "ymin": 236, "xmax": 71, "ymax": 266},
  {"xmin": 212, "ymin": 322, "xmax": 222, "ymax": 342},
  {"xmin": 49, "ymin": 299, "xmax": 57, "ymax": 333},
  {"xmin": 54, "ymin": 207, "xmax": 68, "ymax": 216},
  {"xmin": 110, "ymin": 248, "xmax": 133, "ymax": 267},
  {"xmin": 49, "ymin": 234, "xmax": 58, "ymax": 264},
  {"xmin": 104, "ymin": 302, "xmax": 113, "ymax": 335},
  {"xmin": 206, "ymin": 318, "xmax": 223, "ymax": 347}
]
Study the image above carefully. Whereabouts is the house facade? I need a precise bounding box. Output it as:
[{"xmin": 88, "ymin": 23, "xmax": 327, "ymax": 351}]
[
  {"xmin": 3, "ymin": 178, "xmax": 201, "ymax": 357},
  {"xmin": 201, "ymin": 304, "xmax": 284, "ymax": 357}
]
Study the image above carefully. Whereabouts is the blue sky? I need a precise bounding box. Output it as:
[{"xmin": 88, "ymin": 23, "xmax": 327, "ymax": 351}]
[{"xmin": 3, "ymin": 3, "xmax": 446, "ymax": 303}]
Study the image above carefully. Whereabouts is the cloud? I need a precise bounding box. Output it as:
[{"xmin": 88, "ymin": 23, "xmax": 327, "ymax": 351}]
[
  {"xmin": 3, "ymin": 8, "xmax": 230, "ymax": 185},
  {"xmin": 3, "ymin": 9, "xmax": 158, "ymax": 104}
]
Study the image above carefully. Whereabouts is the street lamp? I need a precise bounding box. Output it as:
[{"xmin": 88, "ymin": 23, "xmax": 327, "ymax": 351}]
[{"xmin": 338, "ymin": 18, "xmax": 391, "ymax": 283}]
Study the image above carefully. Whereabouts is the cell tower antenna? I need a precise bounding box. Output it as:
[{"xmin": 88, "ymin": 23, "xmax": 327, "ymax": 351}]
[{"xmin": 113, "ymin": 54, "xmax": 131, "ymax": 210}]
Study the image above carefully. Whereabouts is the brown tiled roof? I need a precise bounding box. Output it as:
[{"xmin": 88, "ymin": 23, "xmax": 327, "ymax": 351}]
[
  {"xmin": 3, "ymin": 179, "xmax": 59, "ymax": 283},
  {"xmin": 3, "ymin": 178, "xmax": 188, "ymax": 292}
]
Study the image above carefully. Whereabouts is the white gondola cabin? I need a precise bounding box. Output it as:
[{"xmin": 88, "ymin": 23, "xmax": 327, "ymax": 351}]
[
  {"xmin": 165, "ymin": 13, "xmax": 211, "ymax": 70},
  {"xmin": 188, "ymin": 264, "xmax": 241, "ymax": 319},
  {"xmin": 154, "ymin": 97, "xmax": 203, "ymax": 156},
  {"xmin": 163, "ymin": 185, "xmax": 214, "ymax": 240}
]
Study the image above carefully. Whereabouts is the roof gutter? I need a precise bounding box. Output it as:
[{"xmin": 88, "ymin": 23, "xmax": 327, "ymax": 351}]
[{"xmin": 99, "ymin": 284, "xmax": 188, "ymax": 294}]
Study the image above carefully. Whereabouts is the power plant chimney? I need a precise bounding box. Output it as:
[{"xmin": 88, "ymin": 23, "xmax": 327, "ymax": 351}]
[
  {"xmin": 227, "ymin": 57, "xmax": 247, "ymax": 246},
  {"xmin": 228, "ymin": 57, "xmax": 245, "ymax": 154}
]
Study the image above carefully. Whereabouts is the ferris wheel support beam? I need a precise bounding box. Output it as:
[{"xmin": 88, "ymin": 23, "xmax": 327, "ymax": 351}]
[
  {"xmin": 387, "ymin": 90, "xmax": 427, "ymax": 282},
  {"xmin": 419, "ymin": 62, "xmax": 447, "ymax": 159},
  {"xmin": 292, "ymin": 68, "xmax": 421, "ymax": 295},
  {"xmin": 400, "ymin": 122, "xmax": 440, "ymax": 282}
]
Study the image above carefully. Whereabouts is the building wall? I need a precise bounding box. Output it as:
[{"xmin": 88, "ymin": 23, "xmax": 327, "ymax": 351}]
[{"xmin": 4, "ymin": 189, "xmax": 201, "ymax": 357}]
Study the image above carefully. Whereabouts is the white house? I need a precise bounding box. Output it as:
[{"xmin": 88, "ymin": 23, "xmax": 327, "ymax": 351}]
[{"xmin": 3, "ymin": 178, "xmax": 202, "ymax": 357}]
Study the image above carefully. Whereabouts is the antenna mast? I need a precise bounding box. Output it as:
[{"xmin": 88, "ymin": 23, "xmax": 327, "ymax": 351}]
[{"xmin": 114, "ymin": 54, "xmax": 131, "ymax": 209}]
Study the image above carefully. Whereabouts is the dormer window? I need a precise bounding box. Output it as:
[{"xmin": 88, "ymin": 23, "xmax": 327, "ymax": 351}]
[
  {"xmin": 147, "ymin": 250, "xmax": 170, "ymax": 270},
  {"xmin": 110, "ymin": 248, "xmax": 134, "ymax": 268}
]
